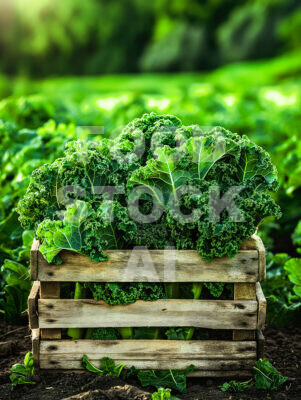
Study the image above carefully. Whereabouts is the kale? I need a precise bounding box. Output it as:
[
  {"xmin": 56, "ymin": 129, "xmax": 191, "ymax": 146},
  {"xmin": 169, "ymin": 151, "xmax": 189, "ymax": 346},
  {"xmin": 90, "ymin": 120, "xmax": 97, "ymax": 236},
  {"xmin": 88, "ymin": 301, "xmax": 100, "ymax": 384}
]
[
  {"xmin": 219, "ymin": 379, "xmax": 253, "ymax": 392},
  {"xmin": 86, "ymin": 282, "xmax": 166, "ymax": 305},
  {"xmin": 254, "ymin": 358, "xmax": 288, "ymax": 390},
  {"xmin": 220, "ymin": 358, "xmax": 287, "ymax": 393},
  {"xmin": 90, "ymin": 328, "xmax": 120, "ymax": 340},
  {"xmin": 17, "ymin": 113, "xmax": 281, "ymax": 263},
  {"xmin": 137, "ymin": 365, "xmax": 194, "ymax": 393}
]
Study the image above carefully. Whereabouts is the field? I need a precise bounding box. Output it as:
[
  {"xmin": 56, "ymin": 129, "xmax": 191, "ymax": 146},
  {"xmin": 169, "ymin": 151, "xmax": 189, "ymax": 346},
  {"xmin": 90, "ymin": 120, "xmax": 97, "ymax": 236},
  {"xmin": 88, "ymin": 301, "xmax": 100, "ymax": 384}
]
[{"xmin": 0, "ymin": 52, "xmax": 301, "ymax": 399}]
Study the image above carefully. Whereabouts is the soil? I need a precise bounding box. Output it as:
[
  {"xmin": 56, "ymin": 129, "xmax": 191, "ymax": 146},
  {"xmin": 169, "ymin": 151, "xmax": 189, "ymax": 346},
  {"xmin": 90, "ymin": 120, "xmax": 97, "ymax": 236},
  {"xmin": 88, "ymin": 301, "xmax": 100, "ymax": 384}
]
[{"xmin": 0, "ymin": 320, "xmax": 300, "ymax": 400}]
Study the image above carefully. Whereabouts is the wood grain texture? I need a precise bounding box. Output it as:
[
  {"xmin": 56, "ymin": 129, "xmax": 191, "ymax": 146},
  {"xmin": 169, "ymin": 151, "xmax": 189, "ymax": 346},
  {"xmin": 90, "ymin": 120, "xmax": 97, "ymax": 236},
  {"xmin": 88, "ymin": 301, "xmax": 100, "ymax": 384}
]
[
  {"xmin": 233, "ymin": 283, "xmax": 256, "ymax": 341},
  {"xmin": 30, "ymin": 239, "xmax": 39, "ymax": 280},
  {"xmin": 40, "ymin": 339, "xmax": 257, "ymax": 360},
  {"xmin": 32, "ymin": 329, "xmax": 40, "ymax": 369},
  {"xmin": 40, "ymin": 282, "xmax": 61, "ymax": 340},
  {"xmin": 38, "ymin": 299, "xmax": 258, "ymax": 329},
  {"xmin": 36, "ymin": 368, "xmax": 253, "ymax": 377},
  {"xmin": 253, "ymin": 235, "xmax": 266, "ymax": 281},
  {"xmin": 36, "ymin": 250, "xmax": 259, "ymax": 283},
  {"xmin": 28, "ymin": 281, "xmax": 40, "ymax": 329},
  {"xmin": 256, "ymin": 282, "xmax": 267, "ymax": 330},
  {"xmin": 40, "ymin": 357, "xmax": 256, "ymax": 371}
]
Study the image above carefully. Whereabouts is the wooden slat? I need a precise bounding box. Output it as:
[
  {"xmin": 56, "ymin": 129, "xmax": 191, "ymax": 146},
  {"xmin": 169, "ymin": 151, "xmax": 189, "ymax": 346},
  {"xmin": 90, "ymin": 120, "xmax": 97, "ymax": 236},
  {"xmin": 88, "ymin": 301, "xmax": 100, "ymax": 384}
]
[
  {"xmin": 28, "ymin": 281, "xmax": 40, "ymax": 329},
  {"xmin": 233, "ymin": 283, "xmax": 256, "ymax": 341},
  {"xmin": 30, "ymin": 239, "xmax": 39, "ymax": 280},
  {"xmin": 40, "ymin": 357, "xmax": 256, "ymax": 371},
  {"xmin": 257, "ymin": 330, "xmax": 265, "ymax": 359},
  {"xmin": 36, "ymin": 250, "xmax": 259, "ymax": 283},
  {"xmin": 189, "ymin": 370, "xmax": 253, "ymax": 377},
  {"xmin": 40, "ymin": 339, "xmax": 256, "ymax": 360},
  {"xmin": 37, "ymin": 368, "xmax": 253, "ymax": 377},
  {"xmin": 40, "ymin": 282, "xmax": 61, "ymax": 340},
  {"xmin": 256, "ymin": 282, "xmax": 267, "ymax": 329},
  {"xmin": 253, "ymin": 235, "xmax": 266, "ymax": 281},
  {"xmin": 38, "ymin": 299, "xmax": 258, "ymax": 330},
  {"xmin": 32, "ymin": 328, "xmax": 40, "ymax": 369}
]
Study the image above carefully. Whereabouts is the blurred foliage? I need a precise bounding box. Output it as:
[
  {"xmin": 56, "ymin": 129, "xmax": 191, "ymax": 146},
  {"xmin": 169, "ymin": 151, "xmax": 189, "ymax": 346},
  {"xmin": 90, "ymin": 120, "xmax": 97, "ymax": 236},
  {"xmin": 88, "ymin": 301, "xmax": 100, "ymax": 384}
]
[{"xmin": 0, "ymin": 0, "xmax": 300, "ymax": 75}]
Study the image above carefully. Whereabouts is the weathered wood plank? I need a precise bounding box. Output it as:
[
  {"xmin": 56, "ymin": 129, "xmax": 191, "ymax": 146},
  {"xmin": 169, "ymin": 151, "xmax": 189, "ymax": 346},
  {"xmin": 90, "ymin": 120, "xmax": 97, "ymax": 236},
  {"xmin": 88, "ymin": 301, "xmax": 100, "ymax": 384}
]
[
  {"xmin": 37, "ymin": 368, "xmax": 253, "ymax": 377},
  {"xmin": 32, "ymin": 328, "xmax": 40, "ymax": 369},
  {"xmin": 40, "ymin": 282, "xmax": 61, "ymax": 340},
  {"xmin": 189, "ymin": 370, "xmax": 253, "ymax": 377},
  {"xmin": 233, "ymin": 283, "xmax": 256, "ymax": 341},
  {"xmin": 40, "ymin": 339, "xmax": 256, "ymax": 360},
  {"xmin": 38, "ymin": 299, "xmax": 258, "ymax": 329},
  {"xmin": 36, "ymin": 250, "xmax": 259, "ymax": 283},
  {"xmin": 253, "ymin": 235, "xmax": 266, "ymax": 281},
  {"xmin": 28, "ymin": 281, "xmax": 40, "ymax": 329},
  {"xmin": 30, "ymin": 239, "xmax": 39, "ymax": 280},
  {"xmin": 256, "ymin": 283, "xmax": 267, "ymax": 330},
  {"xmin": 40, "ymin": 356, "xmax": 255, "ymax": 371}
]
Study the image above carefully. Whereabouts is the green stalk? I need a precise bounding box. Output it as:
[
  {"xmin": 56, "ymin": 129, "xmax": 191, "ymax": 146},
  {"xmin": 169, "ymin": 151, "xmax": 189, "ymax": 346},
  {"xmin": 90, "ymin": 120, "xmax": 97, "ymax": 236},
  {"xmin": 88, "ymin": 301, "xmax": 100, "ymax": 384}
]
[
  {"xmin": 67, "ymin": 282, "xmax": 86, "ymax": 339},
  {"xmin": 118, "ymin": 327, "xmax": 133, "ymax": 339},
  {"xmin": 185, "ymin": 283, "xmax": 203, "ymax": 340},
  {"xmin": 85, "ymin": 328, "xmax": 93, "ymax": 339},
  {"xmin": 164, "ymin": 283, "xmax": 180, "ymax": 299}
]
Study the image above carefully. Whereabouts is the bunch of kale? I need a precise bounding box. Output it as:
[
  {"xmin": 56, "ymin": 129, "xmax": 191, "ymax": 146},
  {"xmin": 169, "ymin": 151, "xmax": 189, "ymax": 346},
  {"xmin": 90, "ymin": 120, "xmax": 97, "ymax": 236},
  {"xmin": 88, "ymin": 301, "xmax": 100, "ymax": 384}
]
[{"xmin": 17, "ymin": 112, "xmax": 281, "ymax": 263}]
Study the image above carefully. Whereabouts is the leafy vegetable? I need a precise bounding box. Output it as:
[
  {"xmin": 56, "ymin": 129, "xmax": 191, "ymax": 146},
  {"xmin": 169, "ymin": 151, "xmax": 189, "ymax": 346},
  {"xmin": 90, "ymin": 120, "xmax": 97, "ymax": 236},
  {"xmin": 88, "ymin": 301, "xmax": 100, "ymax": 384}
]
[
  {"xmin": 89, "ymin": 328, "xmax": 120, "ymax": 340},
  {"xmin": 10, "ymin": 352, "xmax": 36, "ymax": 386},
  {"xmin": 284, "ymin": 258, "xmax": 301, "ymax": 297},
  {"xmin": 138, "ymin": 365, "xmax": 194, "ymax": 393},
  {"xmin": 87, "ymin": 282, "xmax": 166, "ymax": 306},
  {"xmin": 253, "ymin": 358, "xmax": 288, "ymax": 390},
  {"xmin": 81, "ymin": 355, "xmax": 125, "ymax": 378},
  {"xmin": 262, "ymin": 252, "xmax": 301, "ymax": 327},
  {"xmin": 0, "ymin": 259, "xmax": 32, "ymax": 323},
  {"xmin": 17, "ymin": 113, "xmax": 281, "ymax": 263},
  {"xmin": 219, "ymin": 379, "xmax": 253, "ymax": 392},
  {"xmin": 152, "ymin": 387, "xmax": 180, "ymax": 400},
  {"xmin": 37, "ymin": 201, "xmax": 93, "ymax": 263}
]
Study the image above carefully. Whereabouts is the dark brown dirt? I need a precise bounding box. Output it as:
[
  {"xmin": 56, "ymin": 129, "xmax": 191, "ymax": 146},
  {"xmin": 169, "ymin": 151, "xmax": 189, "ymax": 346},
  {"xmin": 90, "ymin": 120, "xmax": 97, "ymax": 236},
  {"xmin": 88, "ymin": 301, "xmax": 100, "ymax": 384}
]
[{"xmin": 0, "ymin": 320, "xmax": 300, "ymax": 400}]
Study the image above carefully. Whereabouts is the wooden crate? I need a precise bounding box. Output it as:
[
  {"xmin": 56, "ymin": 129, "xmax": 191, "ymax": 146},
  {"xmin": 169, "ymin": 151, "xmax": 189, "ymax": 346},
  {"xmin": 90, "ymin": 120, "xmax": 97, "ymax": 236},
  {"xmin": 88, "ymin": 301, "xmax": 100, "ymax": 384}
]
[{"xmin": 28, "ymin": 235, "xmax": 266, "ymax": 377}]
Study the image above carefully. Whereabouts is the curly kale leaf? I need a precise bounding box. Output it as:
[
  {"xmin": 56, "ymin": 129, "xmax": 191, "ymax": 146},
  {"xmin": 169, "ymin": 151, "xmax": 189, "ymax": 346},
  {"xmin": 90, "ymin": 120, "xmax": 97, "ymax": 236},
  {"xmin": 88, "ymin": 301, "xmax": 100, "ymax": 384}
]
[
  {"xmin": 138, "ymin": 365, "xmax": 194, "ymax": 393},
  {"xmin": 184, "ymin": 129, "xmax": 241, "ymax": 180},
  {"xmin": 238, "ymin": 138, "xmax": 279, "ymax": 190},
  {"xmin": 129, "ymin": 146, "xmax": 190, "ymax": 205},
  {"xmin": 204, "ymin": 282, "xmax": 225, "ymax": 297},
  {"xmin": 36, "ymin": 200, "xmax": 93, "ymax": 263},
  {"xmin": 254, "ymin": 358, "xmax": 287, "ymax": 390},
  {"xmin": 165, "ymin": 328, "xmax": 193, "ymax": 340},
  {"xmin": 17, "ymin": 139, "xmax": 125, "ymax": 231},
  {"xmin": 219, "ymin": 379, "xmax": 253, "ymax": 392},
  {"xmin": 91, "ymin": 328, "xmax": 120, "ymax": 340},
  {"xmin": 113, "ymin": 112, "xmax": 182, "ymax": 165},
  {"xmin": 87, "ymin": 282, "xmax": 166, "ymax": 305},
  {"xmin": 37, "ymin": 200, "xmax": 136, "ymax": 263}
]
